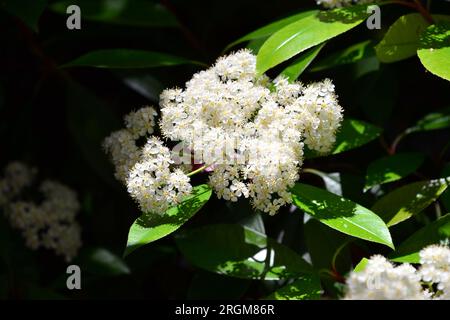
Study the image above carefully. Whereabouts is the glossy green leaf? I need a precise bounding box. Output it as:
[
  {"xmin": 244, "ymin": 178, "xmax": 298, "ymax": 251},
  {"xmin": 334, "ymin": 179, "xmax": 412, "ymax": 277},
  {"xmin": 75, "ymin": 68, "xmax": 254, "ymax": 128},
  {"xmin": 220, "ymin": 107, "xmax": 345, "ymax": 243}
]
[
  {"xmin": 265, "ymin": 275, "xmax": 322, "ymax": 300},
  {"xmin": 364, "ymin": 152, "xmax": 425, "ymax": 191},
  {"xmin": 62, "ymin": 49, "xmax": 200, "ymax": 69},
  {"xmin": 305, "ymin": 119, "xmax": 382, "ymax": 158},
  {"xmin": 125, "ymin": 185, "xmax": 212, "ymax": 256},
  {"xmin": 372, "ymin": 178, "xmax": 450, "ymax": 227},
  {"xmin": 256, "ymin": 5, "xmax": 369, "ymax": 74},
  {"xmin": 176, "ymin": 224, "xmax": 314, "ymax": 280},
  {"xmin": 353, "ymin": 257, "xmax": 369, "ymax": 272},
  {"xmin": 225, "ymin": 10, "xmax": 318, "ymax": 51},
  {"xmin": 375, "ymin": 14, "xmax": 429, "ymax": 63},
  {"xmin": 418, "ymin": 22, "xmax": 450, "ymax": 81},
  {"xmin": 311, "ymin": 40, "xmax": 375, "ymax": 72},
  {"xmin": 78, "ymin": 247, "xmax": 130, "ymax": 276},
  {"xmin": 280, "ymin": 43, "xmax": 325, "ymax": 82},
  {"xmin": 390, "ymin": 214, "xmax": 450, "ymax": 263},
  {"xmin": 1, "ymin": 0, "xmax": 47, "ymax": 31},
  {"xmin": 291, "ymin": 183, "xmax": 394, "ymax": 249},
  {"xmin": 50, "ymin": 0, "xmax": 178, "ymax": 27}
]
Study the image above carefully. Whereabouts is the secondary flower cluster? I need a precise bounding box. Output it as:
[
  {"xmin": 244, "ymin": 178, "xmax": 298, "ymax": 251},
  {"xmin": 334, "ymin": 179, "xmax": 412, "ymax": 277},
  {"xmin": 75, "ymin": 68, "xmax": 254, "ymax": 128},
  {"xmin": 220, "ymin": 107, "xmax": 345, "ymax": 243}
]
[
  {"xmin": 104, "ymin": 50, "xmax": 343, "ymax": 215},
  {"xmin": 344, "ymin": 244, "xmax": 450, "ymax": 300},
  {"xmin": 0, "ymin": 162, "xmax": 82, "ymax": 262},
  {"xmin": 316, "ymin": 0, "xmax": 374, "ymax": 9}
]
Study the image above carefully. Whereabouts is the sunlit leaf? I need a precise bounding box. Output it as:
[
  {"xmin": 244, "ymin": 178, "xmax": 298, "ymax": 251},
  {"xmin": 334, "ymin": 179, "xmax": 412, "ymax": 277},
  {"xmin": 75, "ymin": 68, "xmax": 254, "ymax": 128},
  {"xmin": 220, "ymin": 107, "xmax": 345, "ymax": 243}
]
[
  {"xmin": 125, "ymin": 184, "xmax": 212, "ymax": 256},
  {"xmin": 256, "ymin": 5, "xmax": 369, "ymax": 74},
  {"xmin": 375, "ymin": 14, "xmax": 429, "ymax": 63},
  {"xmin": 372, "ymin": 178, "xmax": 450, "ymax": 227},
  {"xmin": 353, "ymin": 257, "xmax": 369, "ymax": 272},
  {"xmin": 225, "ymin": 10, "xmax": 318, "ymax": 51},
  {"xmin": 280, "ymin": 43, "xmax": 325, "ymax": 81},
  {"xmin": 265, "ymin": 275, "xmax": 322, "ymax": 300},
  {"xmin": 418, "ymin": 21, "xmax": 450, "ymax": 81},
  {"xmin": 305, "ymin": 119, "xmax": 382, "ymax": 158},
  {"xmin": 291, "ymin": 183, "xmax": 394, "ymax": 249}
]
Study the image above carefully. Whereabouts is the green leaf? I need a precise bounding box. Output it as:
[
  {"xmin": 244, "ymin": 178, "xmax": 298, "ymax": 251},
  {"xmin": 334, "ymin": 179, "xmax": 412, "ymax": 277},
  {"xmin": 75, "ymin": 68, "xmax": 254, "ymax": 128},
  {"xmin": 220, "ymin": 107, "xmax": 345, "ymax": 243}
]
[
  {"xmin": 404, "ymin": 107, "xmax": 450, "ymax": 135},
  {"xmin": 390, "ymin": 214, "xmax": 450, "ymax": 263},
  {"xmin": 1, "ymin": 0, "xmax": 48, "ymax": 31},
  {"xmin": 176, "ymin": 224, "xmax": 314, "ymax": 280},
  {"xmin": 62, "ymin": 49, "xmax": 200, "ymax": 69},
  {"xmin": 364, "ymin": 152, "xmax": 425, "ymax": 191},
  {"xmin": 291, "ymin": 183, "xmax": 394, "ymax": 249},
  {"xmin": 265, "ymin": 275, "xmax": 322, "ymax": 300},
  {"xmin": 78, "ymin": 247, "xmax": 130, "ymax": 276},
  {"xmin": 311, "ymin": 40, "xmax": 375, "ymax": 72},
  {"xmin": 304, "ymin": 219, "xmax": 351, "ymax": 272},
  {"xmin": 187, "ymin": 271, "xmax": 250, "ymax": 300},
  {"xmin": 305, "ymin": 119, "xmax": 382, "ymax": 158},
  {"xmin": 66, "ymin": 81, "xmax": 121, "ymax": 184},
  {"xmin": 375, "ymin": 14, "xmax": 429, "ymax": 63},
  {"xmin": 256, "ymin": 5, "xmax": 369, "ymax": 75},
  {"xmin": 125, "ymin": 184, "xmax": 212, "ymax": 256},
  {"xmin": 225, "ymin": 10, "xmax": 318, "ymax": 51},
  {"xmin": 441, "ymin": 163, "xmax": 450, "ymax": 212},
  {"xmin": 49, "ymin": 0, "xmax": 178, "ymax": 27},
  {"xmin": 372, "ymin": 178, "xmax": 450, "ymax": 227},
  {"xmin": 280, "ymin": 43, "xmax": 325, "ymax": 82},
  {"xmin": 418, "ymin": 22, "xmax": 450, "ymax": 81},
  {"xmin": 353, "ymin": 257, "xmax": 369, "ymax": 272}
]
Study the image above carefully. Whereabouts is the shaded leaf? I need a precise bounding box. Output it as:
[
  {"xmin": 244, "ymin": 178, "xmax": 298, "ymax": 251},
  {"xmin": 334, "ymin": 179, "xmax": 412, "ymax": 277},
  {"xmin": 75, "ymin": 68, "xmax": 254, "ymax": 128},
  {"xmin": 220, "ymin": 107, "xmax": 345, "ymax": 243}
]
[
  {"xmin": 265, "ymin": 275, "xmax": 322, "ymax": 300},
  {"xmin": 418, "ymin": 22, "xmax": 450, "ymax": 81},
  {"xmin": 187, "ymin": 271, "xmax": 250, "ymax": 300},
  {"xmin": 125, "ymin": 185, "xmax": 212, "ymax": 256},
  {"xmin": 62, "ymin": 49, "xmax": 200, "ymax": 69},
  {"xmin": 311, "ymin": 40, "xmax": 375, "ymax": 72},
  {"xmin": 78, "ymin": 247, "xmax": 130, "ymax": 276},
  {"xmin": 372, "ymin": 178, "xmax": 450, "ymax": 227},
  {"xmin": 406, "ymin": 106, "xmax": 450, "ymax": 134},
  {"xmin": 50, "ymin": 0, "xmax": 178, "ymax": 27},
  {"xmin": 364, "ymin": 152, "xmax": 425, "ymax": 191},
  {"xmin": 256, "ymin": 5, "xmax": 369, "ymax": 74},
  {"xmin": 1, "ymin": 0, "xmax": 47, "ymax": 31},
  {"xmin": 66, "ymin": 81, "xmax": 121, "ymax": 184},
  {"xmin": 176, "ymin": 224, "xmax": 314, "ymax": 280},
  {"xmin": 390, "ymin": 214, "xmax": 450, "ymax": 263},
  {"xmin": 280, "ymin": 43, "xmax": 325, "ymax": 82},
  {"xmin": 291, "ymin": 183, "xmax": 394, "ymax": 249}
]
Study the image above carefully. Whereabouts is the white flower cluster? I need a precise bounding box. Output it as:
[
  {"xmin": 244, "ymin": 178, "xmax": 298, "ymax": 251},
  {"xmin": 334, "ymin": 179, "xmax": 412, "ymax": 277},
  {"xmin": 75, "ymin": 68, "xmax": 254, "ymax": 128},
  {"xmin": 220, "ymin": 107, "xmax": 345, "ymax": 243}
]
[
  {"xmin": 345, "ymin": 244, "xmax": 450, "ymax": 300},
  {"xmin": 0, "ymin": 162, "xmax": 82, "ymax": 262},
  {"xmin": 103, "ymin": 106, "xmax": 158, "ymax": 183},
  {"xmin": 103, "ymin": 107, "xmax": 193, "ymax": 214},
  {"xmin": 160, "ymin": 50, "xmax": 343, "ymax": 214},
  {"xmin": 316, "ymin": 0, "xmax": 374, "ymax": 9}
]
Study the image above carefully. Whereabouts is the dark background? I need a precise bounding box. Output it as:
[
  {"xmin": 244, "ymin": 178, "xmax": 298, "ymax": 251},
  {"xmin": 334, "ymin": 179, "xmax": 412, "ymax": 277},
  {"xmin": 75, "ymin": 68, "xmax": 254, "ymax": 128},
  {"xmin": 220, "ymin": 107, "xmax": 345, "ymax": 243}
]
[{"xmin": 0, "ymin": 0, "xmax": 449, "ymax": 299}]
